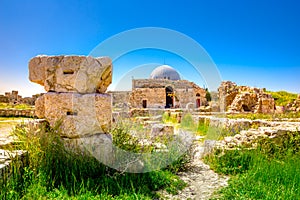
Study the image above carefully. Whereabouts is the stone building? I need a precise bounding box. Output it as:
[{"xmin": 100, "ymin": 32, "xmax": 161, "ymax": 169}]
[{"xmin": 112, "ymin": 65, "xmax": 207, "ymax": 109}]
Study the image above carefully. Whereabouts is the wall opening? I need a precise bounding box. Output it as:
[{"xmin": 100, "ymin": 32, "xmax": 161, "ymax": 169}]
[
  {"xmin": 67, "ymin": 111, "xmax": 78, "ymax": 116},
  {"xmin": 142, "ymin": 99, "xmax": 147, "ymax": 108},
  {"xmin": 242, "ymin": 105, "xmax": 251, "ymax": 112},
  {"xmin": 196, "ymin": 93, "xmax": 201, "ymax": 108},
  {"xmin": 165, "ymin": 86, "xmax": 174, "ymax": 108},
  {"xmin": 63, "ymin": 70, "xmax": 75, "ymax": 75}
]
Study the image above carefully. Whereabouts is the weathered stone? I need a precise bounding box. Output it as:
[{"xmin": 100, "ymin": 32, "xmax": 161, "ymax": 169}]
[
  {"xmin": 150, "ymin": 124, "xmax": 174, "ymax": 138},
  {"xmin": 35, "ymin": 92, "xmax": 111, "ymax": 138},
  {"xmin": 63, "ymin": 134, "xmax": 114, "ymax": 166},
  {"xmin": 286, "ymin": 93, "xmax": 300, "ymax": 112},
  {"xmin": 218, "ymin": 81, "xmax": 275, "ymax": 113},
  {"xmin": 29, "ymin": 55, "xmax": 112, "ymax": 93}
]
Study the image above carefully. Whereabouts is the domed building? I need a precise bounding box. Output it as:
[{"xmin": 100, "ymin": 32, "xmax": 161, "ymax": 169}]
[
  {"xmin": 149, "ymin": 65, "xmax": 181, "ymax": 81},
  {"xmin": 129, "ymin": 65, "xmax": 207, "ymax": 109}
]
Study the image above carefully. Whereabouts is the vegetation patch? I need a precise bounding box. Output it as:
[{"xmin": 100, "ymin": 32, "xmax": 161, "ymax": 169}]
[
  {"xmin": 267, "ymin": 91, "xmax": 298, "ymax": 106},
  {"xmin": 227, "ymin": 111, "xmax": 300, "ymax": 120},
  {"xmin": 0, "ymin": 121, "xmax": 188, "ymax": 199},
  {"xmin": 205, "ymin": 130, "xmax": 300, "ymax": 199},
  {"xmin": 0, "ymin": 103, "xmax": 34, "ymax": 110}
]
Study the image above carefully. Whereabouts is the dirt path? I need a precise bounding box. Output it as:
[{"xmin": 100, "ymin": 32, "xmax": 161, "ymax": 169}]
[{"xmin": 158, "ymin": 145, "xmax": 229, "ymax": 200}]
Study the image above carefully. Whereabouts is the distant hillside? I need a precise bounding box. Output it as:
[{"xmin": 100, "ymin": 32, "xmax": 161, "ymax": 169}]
[{"xmin": 267, "ymin": 91, "xmax": 298, "ymax": 106}]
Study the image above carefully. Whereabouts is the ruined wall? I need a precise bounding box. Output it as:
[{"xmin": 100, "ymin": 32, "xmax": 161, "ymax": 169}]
[
  {"xmin": 0, "ymin": 91, "xmax": 41, "ymax": 105},
  {"xmin": 0, "ymin": 95, "xmax": 8, "ymax": 103},
  {"xmin": 109, "ymin": 91, "xmax": 131, "ymax": 108},
  {"xmin": 218, "ymin": 81, "xmax": 239, "ymax": 110},
  {"xmin": 0, "ymin": 109, "xmax": 35, "ymax": 117},
  {"xmin": 286, "ymin": 94, "xmax": 300, "ymax": 112},
  {"xmin": 218, "ymin": 81, "xmax": 275, "ymax": 113}
]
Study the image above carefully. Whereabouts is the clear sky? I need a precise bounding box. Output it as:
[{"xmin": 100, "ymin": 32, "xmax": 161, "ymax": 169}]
[{"xmin": 0, "ymin": 0, "xmax": 299, "ymax": 97}]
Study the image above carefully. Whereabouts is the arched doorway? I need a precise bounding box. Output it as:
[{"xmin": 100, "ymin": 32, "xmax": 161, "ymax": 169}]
[
  {"xmin": 242, "ymin": 104, "xmax": 251, "ymax": 112},
  {"xmin": 165, "ymin": 86, "xmax": 174, "ymax": 108},
  {"xmin": 196, "ymin": 93, "xmax": 201, "ymax": 108}
]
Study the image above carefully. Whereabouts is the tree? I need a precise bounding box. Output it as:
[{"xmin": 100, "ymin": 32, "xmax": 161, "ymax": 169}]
[{"xmin": 205, "ymin": 88, "xmax": 212, "ymax": 102}]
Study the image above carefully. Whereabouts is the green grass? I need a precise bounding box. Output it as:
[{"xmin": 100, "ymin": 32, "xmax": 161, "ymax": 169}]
[
  {"xmin": 0, "ymin": 118, "xmax": 33, "ymax": 131},
  {"xmin": 217, "ymin": 156, "xmax": 300, "ymax": 200},
  {"xmin": 0, "ymin": 103, "xmax": 34, "ymax": 110},
  {"xmin": 162, "ymin": 112, "xmax": 178, "ymax": 124},
  {"xmin": 0, "ymin": 117, "xmax": 24, "ymax": 121},
  {"xmin": 0, "ymin": 121, "xmax": 187, "ymax": 199},
  {"xmin": 227, "ymin": 111, "xmax": 300, "ymax": 120},
  {"xmin": 267, "ymin": 90, "xmax": 298, "ymax": 106},
  {"xmin": 205, "ymin": 130, "xmax": 300, "ymax": 199}
]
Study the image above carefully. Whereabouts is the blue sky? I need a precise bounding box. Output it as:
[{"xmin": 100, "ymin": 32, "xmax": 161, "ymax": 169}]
[{"xmin": 0, "ymin": 0, "xmax": 299, "ymax": 96}]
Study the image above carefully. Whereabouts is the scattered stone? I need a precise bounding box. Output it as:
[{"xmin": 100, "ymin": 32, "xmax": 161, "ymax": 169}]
[
  {"xmin": 150, "ymin": 124, "xmax": 174, "ymax": 138},
  {"xmin": 0, "ymin": 150, "xmax": 27, "ymax": 181}
]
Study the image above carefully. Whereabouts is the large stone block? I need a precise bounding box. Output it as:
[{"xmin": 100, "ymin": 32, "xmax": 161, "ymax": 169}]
[
  {"xmin": 29, "ymin": 55, "xmax": 112, "ymax": 93},
  {"xmin": 35, "ymin": 92, "xmax": 112, "ymax": 138},
  {"xmin": 63, "ymin": 133, "xmax": 114, "ymax": 166}
]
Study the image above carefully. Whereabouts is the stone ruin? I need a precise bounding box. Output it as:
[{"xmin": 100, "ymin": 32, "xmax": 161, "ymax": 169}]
[
  {"xmin": 0, "ymin": 90, "xmax": 40, "ymax": 105},
  {"xmin": 218, "ymin": 81, "xmax": 275, "ymax": 113},
  {"xmin": 286, "ymin": 94, "xmax": 300, "ymax": 112},
  {"xmin": 29, "ymin": 55, "xmax": 113, "ymax": 164}
]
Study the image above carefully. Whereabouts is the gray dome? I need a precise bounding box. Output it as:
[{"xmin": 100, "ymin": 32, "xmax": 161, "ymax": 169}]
[{"xmin": 150, "ymin": 65, "xmax": 181, "ymax": 80}]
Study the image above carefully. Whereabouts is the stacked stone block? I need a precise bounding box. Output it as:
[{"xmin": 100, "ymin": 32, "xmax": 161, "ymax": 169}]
[{"xmin": 29, "ymin": 55, "xmax": 113, "ymax": 164}]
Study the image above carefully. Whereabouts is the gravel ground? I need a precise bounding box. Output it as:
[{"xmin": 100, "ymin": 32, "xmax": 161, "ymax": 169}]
[{"xmin": 158, "ymin": 145, "xmax": 229, "ymax": 200}]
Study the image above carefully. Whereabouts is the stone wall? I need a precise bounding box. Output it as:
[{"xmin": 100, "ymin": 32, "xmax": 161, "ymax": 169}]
[
  {"xmin": 218, "ymin": 81, "xmax": 275, "ymax": 113},
  {"xmin": 0, "ymin": 91, "xmax": 41, "ymax": 106},
  {"xmin": 109, "ymin": 91, "xmax": 131, "ymax": 108},
  {"xmin": 130, "ymin": 88, "xmax": 165, "ymax": 108},
  {"xmin": 0, "ymin": 109, "xmax": 36, "ymax": 117},
  {"xmin": 0, "ymin": 95, "xmax": 9, "ymax": 103}
]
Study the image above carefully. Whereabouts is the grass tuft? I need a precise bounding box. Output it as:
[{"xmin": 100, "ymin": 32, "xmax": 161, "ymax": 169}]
[
  {"xmin": 0, "ymin": 120, "xmax": 188, "ymax": 199},
  {"xmin": 206, "ymin": 130, "xmax": 300, "ymax": 199}
]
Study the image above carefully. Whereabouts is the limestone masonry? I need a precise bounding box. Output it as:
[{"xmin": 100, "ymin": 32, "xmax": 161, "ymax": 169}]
[
  {"xmin": 0, "ymin": 90, "xmax": 40, "ymax": 105},
  {"xmin": 29, "ymin": 55, "xmax": 112, "ymax": 93},
  {"xmin": 218, "ymin": 81, "xmax": 275, "ymax": 113},
  {"xmin": 29, "ymin": 55, "xmax": 113, "ymax": 159}
]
